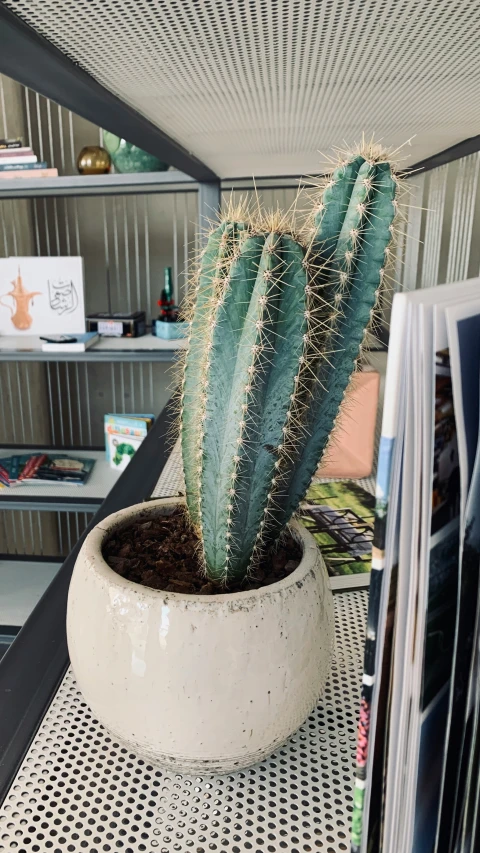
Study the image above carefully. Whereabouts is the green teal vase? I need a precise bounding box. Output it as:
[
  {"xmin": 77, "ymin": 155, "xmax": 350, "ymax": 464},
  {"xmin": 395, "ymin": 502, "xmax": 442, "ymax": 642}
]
[{"xmin": 103, "ymin": 132, "xmax": 169, "ymax": 173}]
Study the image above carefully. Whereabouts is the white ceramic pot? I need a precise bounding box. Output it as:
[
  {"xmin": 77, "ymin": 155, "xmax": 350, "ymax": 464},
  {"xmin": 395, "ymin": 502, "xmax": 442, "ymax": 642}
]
[{"xmin": 67, "ymin": 498, "xmax": 334, "ymax": 774}]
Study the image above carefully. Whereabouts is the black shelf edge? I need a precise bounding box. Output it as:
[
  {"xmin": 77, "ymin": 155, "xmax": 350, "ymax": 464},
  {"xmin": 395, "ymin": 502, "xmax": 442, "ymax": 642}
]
[
  {"xmin": 0, "ymin": 554, "xmax": 63, "ymax": 563},
  {"xmin": 406, "ymin": 135, "xmax": 480, "ymax": 175},
  {"xmin": 0, "ymin": 5, "xmax": 217, "ymax": 182},
  {"xmin": 0, "ymin": 399, "xmax": 176, "ymax": 806}
]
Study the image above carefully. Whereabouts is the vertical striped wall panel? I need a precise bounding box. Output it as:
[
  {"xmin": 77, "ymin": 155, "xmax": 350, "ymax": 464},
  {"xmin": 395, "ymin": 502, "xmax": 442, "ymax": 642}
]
[{"xmin": 399, "ymin": 152, "xmax": 480, "ymax": 292}]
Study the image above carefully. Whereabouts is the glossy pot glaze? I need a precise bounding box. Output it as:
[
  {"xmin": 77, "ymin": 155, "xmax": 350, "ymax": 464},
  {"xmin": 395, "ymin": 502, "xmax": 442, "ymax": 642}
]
[{"xmin": 67, "ymin": 498, "xmax": 334, "ymax": 774}]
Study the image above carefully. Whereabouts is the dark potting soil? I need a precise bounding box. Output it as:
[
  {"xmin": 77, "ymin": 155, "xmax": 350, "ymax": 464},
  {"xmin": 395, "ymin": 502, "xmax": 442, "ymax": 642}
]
[{"xmin": 103, "ymin": 506, "xmax": 302, "ymax": 595}]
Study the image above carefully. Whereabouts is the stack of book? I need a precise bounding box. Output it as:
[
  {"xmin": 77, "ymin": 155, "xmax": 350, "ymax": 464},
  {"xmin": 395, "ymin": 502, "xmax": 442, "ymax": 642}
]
[
  {"xmin": 0, "ymin": 453, "xmax": 95, "ymax": 487},
  {"xmin": 104, "ymin": 413, "xmax": 155, "ymax": 472},
  {"xmin": 351, "ymin": 276, "xmax": 480, "ymax": 853},
  {"xmin": 0, "ymin": 137, "xmax": 58, "ymax": 179}
]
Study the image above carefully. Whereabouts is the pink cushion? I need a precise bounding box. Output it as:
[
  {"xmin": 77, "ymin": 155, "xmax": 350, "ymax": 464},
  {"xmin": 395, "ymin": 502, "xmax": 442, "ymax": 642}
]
[{"xmin": 317, "ymin": 369, "xmax": 380, "ymax": 479}]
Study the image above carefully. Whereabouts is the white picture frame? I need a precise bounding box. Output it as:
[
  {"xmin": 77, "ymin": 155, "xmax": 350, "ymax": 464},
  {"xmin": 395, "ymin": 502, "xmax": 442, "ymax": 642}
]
[{"xmin": 0, "ymin": 256, "xmax": 86, "ymax": 336}]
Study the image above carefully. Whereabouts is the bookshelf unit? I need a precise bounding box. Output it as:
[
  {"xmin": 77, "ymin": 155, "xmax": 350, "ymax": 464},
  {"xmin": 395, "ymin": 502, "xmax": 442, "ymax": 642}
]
[
  {"xmin": 0, "ymin": 73, "xmax": 204, "ymax": 562},
  {"xmin": 0, "ymin": 1, "xmax": 480, "ymax": 850}
]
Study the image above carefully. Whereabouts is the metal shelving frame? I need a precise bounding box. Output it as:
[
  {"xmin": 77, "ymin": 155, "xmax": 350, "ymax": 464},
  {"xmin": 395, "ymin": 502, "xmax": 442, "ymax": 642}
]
[
  {"xmin": 0, "ymin": 4, "xmax": 480, "ymax": 849},
  {"xmin": 0, "ymin": 4, "xmax": 218, "ymax": 183}
]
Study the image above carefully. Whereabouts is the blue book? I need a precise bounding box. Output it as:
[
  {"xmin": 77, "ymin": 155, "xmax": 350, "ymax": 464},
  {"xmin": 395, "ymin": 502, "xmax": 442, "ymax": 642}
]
[
  {"xmin": 0, "ymin": 161, "xmax": 48, "ymax": 171},
  {"xmin": 40, "ymin": 332, "xmax": 99, "ymax": 352}
]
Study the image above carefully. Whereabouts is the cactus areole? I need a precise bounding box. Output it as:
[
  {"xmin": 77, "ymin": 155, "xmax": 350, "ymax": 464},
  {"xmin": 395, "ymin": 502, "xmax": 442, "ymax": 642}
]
[{"xmin": 181, "ymin": 146, "xmax": 398, "ymax": 583}]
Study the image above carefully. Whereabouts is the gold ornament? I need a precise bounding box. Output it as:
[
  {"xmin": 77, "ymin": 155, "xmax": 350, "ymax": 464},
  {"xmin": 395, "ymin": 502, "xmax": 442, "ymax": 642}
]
[{"xmin": 77, "ymin": 146, "xmax": 111, "ymax": 175}]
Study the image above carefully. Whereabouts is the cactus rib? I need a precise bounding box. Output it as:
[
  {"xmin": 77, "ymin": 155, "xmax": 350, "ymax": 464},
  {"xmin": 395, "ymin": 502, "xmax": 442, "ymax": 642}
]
[{"xmin": 181, "ymin": 222, "xmax": 242, "ymax": 525}]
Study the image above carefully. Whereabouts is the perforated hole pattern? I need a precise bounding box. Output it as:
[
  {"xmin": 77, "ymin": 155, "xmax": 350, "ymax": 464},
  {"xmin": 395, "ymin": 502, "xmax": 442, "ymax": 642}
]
[
  {"xmin": 0, "ymin": 591, "xmax": 366, "ymax": 853},
  {"xmin": 151, "ymin": 439, "xmax": 185, "ymax": 499},
  {"xmin": 4, "ymin": 0, "xmax": 480, "ymax": 177}
]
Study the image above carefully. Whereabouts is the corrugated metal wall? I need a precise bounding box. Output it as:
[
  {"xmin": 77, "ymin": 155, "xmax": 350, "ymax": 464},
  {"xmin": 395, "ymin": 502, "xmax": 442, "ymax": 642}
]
[{"xmin": 1, "ymin": 69, "xmax": 480, "ymax": 556}]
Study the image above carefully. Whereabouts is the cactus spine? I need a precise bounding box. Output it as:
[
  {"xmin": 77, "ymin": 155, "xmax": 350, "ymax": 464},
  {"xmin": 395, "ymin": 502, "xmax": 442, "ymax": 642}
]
[{"xmin": 181, "ymin": 144, "xmax": 399, "ymax": 583}]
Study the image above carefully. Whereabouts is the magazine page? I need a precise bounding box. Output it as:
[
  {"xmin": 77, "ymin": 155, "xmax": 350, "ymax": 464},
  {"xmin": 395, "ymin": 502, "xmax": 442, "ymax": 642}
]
[
  {"xmin": 434, "ymin": 302, "xmax": 480, "ymax": 853},
  {"xmin": 380, "ymin": 280, "xmax": 480, "ymax": 853},
  {"xmin": 397, "ymin": 300, "xmax": 438, "ymax": 853},
  {"xmin": 445, "ymin": 304, "xmax": 480, "ymax": 531},
  {"xmin": 361, "ymin": 437, "xmax": 405, "ymax": 853},
  {"xmin": 382, "ymin": 304, "xmax": 423, "ymax": 853},
  {"xmin": 351, "ymin": 278, "xmax": 480, "ymax": 853},
  {"xmin": 407, "ymin": 305, "xmax": 461, "ymax": 853},
  {"xmin": 403, "ymin": 287, "xmax": 480, "ymax": 853},
  {"xmin": 350, "ymin": 293, "xmax": 409, "ymax": 853},
  {"xmin": 362, "ymin": 305, "xmax": 416, "ymax": 853},
  {"xmin": 455, "ymin": 408, "xmax": 480, "ymax": 853}
]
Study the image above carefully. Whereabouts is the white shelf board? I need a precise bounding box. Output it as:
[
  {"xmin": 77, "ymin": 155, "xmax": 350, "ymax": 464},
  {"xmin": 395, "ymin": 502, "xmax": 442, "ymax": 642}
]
[
  {"xmin": 0, "ymin": 333, "xmax": 187, "ymax": 362},
  {"xmin": 0, "ymin": 448, "xmax": 120, "ymax": 511},
  {"xmin": 0, "ymin": 559, "xmax": 62, "ymax": 627},
  {"xmin": 0, "ymin": 170, "xmax": 197, "ymax": 199}
]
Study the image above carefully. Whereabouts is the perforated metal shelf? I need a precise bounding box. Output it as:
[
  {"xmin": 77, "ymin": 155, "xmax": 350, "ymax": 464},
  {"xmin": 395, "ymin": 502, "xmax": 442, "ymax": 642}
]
[
  {"xmin": 5, "ymin": 0, "xmax": 480, "ymax": 177},
  {"xmin": 0, "ymin": 590, "xmax": 366, "ymax": 853},
  {"xmin": 151, "ymin": 439, "xmax": 184, "ymax": 499}
]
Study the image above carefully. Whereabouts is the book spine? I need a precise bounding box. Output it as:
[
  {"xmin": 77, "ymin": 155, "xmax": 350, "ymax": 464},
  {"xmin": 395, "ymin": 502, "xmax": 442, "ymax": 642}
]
[
  {"xmin": 0, "ymin": 148, "xmax": 33, "ymax": 157},
  {"xmin": 0, "ymin": 140, "xmax": 22, "ymax": 149},
  {"xmin": 0, "ymin": 161, "xmax": 48, "ymax": 172},
  {"xmin": 0, "ymin": 168, "xmax": 58, "ymax": 179},
  {"xmin": 0, "ymin": 155, "xmax": 37, "ymax": 165},
  {"xmin": 350, "ymin": 294, "xmax": 408, "ymax": 853}
]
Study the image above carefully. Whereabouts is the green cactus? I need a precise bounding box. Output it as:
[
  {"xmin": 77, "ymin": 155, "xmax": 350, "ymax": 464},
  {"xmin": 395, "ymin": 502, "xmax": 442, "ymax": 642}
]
[{"xmin": 180, "ymin": 146, "xmax": 398, "ymax": 583}]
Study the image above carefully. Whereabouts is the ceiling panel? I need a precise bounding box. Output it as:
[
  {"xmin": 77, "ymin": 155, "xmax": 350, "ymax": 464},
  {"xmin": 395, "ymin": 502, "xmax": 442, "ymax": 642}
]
[{"xmin": 4, "ymin": 0, "xmax": 480, "ymax": 178}]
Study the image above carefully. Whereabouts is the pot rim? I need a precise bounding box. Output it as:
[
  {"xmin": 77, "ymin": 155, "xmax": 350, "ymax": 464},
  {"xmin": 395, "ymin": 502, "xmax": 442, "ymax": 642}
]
[{"xmin": 81, "ymin": 497, "xmax": 320, "ymax": 604}]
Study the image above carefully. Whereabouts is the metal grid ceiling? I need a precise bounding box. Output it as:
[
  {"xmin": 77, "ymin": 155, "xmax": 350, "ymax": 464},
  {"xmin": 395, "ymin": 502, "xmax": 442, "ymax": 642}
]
[
  {"xmin": 0, "ymin": 590, "xmax": 367, "ymax": 853},
  {"xmin": 4, "ymin": 0, "xmax": 480, "ymax": 178}
]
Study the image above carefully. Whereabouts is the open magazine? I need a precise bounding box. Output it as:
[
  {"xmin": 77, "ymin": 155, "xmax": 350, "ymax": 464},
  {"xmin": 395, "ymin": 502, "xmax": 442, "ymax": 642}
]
[{"xmin": 351, "ymin": 277, "xmax": 480, "ymax": 853}]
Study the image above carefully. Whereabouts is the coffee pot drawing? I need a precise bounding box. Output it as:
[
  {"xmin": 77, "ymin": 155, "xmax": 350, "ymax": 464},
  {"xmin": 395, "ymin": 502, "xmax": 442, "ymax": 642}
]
[{"xmin": 0, "ymin": 268, "xmax": 42, "ymax": 330}]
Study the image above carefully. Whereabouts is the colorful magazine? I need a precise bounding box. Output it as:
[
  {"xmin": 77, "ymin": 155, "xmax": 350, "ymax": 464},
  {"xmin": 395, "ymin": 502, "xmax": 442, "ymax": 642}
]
[
  {"xmin": 301, "ymin": 480, "xmax": 374, "ymax": 577},
  {"xmin": 350, "ymin": 293, "xmax": 409, "ymax": 852},
  {"xmin": 0, "ymin": 453, "xmax": 96, "ymax": 486},
  {"xmin": 351, "ymin": 277, "xmax": 480, "ymax": 853}
]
